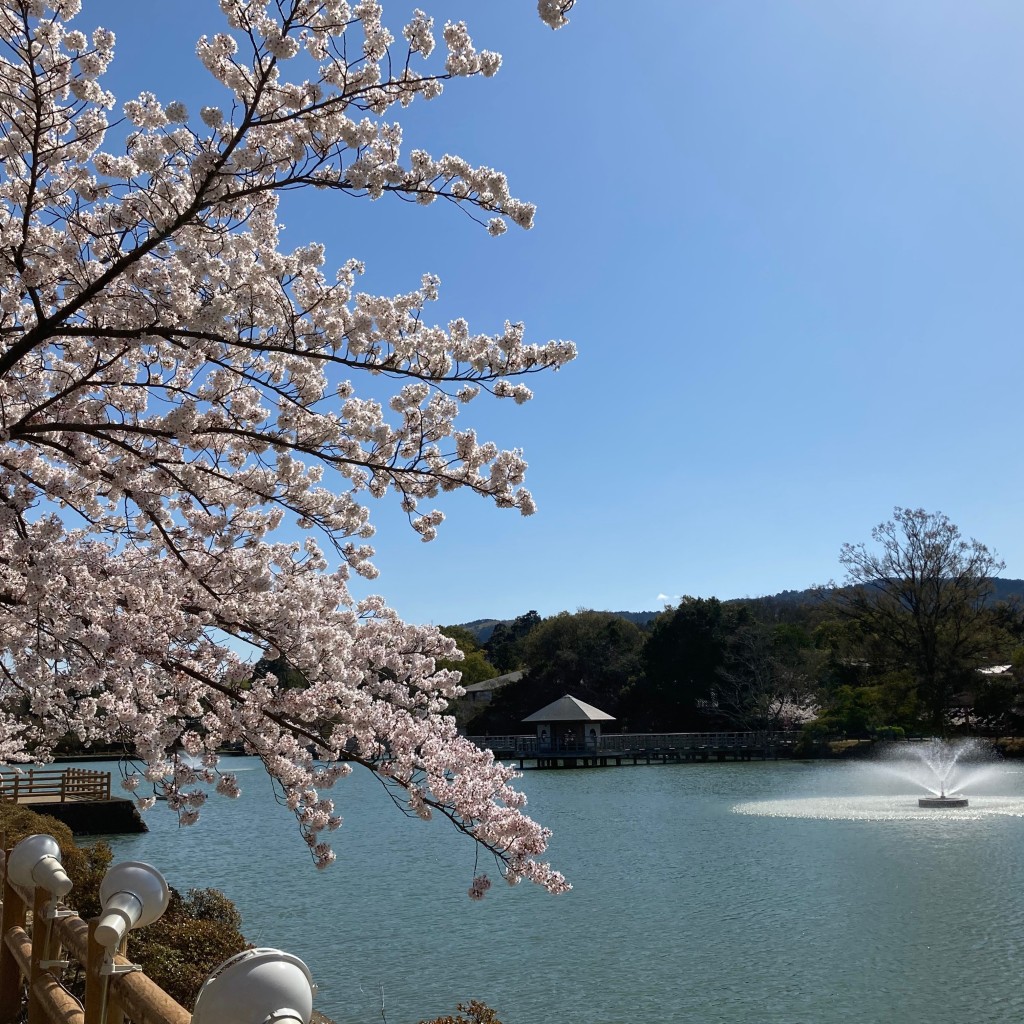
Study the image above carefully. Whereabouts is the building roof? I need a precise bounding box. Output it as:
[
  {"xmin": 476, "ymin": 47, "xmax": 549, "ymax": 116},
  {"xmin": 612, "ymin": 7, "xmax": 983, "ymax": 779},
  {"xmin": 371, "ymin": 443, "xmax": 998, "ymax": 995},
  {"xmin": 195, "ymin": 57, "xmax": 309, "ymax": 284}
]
[
  {"xmin": 462, "ymin": 670, "xmax": 523, "ymax": 694},
  {"xmin": 522, "ymin": 694, "xmax": 616, "ymax": 723}
]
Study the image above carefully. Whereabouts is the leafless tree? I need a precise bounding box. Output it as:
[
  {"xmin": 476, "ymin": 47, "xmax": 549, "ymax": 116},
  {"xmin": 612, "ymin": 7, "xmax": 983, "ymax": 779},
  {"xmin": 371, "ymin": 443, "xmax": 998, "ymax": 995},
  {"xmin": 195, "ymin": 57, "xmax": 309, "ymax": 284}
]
[{"xmin": 832, "ymin": 507, "xmax": 1007, "ymax": 731}]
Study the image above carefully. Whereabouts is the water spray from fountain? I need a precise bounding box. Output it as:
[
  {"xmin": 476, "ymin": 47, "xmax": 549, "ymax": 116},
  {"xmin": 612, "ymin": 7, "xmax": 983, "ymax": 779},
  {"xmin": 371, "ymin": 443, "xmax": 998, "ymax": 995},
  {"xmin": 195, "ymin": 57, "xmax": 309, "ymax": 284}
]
[
  {"xmin": 733, "ymin": 736, "xmax": 1024, "ymax": 821},
  {"xmin": 887, "ymin": 736, "xmax": 1003, "ymax": 806},
  {"xmin": 899, "ymin": 738, "xmax": 984, "ymax": 808}
]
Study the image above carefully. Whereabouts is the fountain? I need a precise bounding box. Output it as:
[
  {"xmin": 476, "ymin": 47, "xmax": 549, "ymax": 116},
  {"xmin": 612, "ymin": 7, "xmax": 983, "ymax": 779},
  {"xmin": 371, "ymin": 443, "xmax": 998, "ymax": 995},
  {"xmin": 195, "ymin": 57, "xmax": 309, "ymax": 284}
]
[
  {"xmin": 879, "ymin": 738, "xmax": 984, "ymax": 809},
  {"xmin": 732, "ymin": 736, "xmax": 1024, "ymax": 821}
]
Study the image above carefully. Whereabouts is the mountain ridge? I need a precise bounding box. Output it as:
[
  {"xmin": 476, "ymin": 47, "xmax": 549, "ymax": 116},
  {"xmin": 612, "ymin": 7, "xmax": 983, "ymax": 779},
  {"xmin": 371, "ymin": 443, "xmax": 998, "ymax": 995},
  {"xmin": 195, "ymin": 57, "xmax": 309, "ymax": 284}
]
[{"xmin": 456, "ymin": 579, "xmax": 1024, "ymax": 641}]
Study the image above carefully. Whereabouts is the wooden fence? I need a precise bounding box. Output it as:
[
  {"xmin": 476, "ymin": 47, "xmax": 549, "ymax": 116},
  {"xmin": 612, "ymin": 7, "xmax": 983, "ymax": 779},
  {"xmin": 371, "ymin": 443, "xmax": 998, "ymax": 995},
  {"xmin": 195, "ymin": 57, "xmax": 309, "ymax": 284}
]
[
  {"xmin": 0, "ymin": 846, "xmax": 189, "ymax": 1024},
  {"xmin": 0, "ymin": 769, "xmax": 112, "ymax": 804},
  {"xmin": 468, "ymin": 730, "xmax": 801, "ymax": 755}
]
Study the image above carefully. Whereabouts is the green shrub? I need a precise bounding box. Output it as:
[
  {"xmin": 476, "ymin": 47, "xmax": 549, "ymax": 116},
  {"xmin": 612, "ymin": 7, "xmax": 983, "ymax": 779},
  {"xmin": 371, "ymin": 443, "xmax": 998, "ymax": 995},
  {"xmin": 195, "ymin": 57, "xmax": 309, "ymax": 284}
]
[
  {"xmin": 129, "ymin": 889, "xmax": 249, "ymax": 1007},
  {"xmin": 995, "ymin": 737, "xmax": 1024, "ymax": 758},
  {"xmin": 874, "ymin": 725, "xmax": 906, "ymax": 741},
  {"xmin": 0, "ymin": 802, "xmax": 96, "ymax": 888},
  {"xmin": 792, "ymin": 720, "xmax": 831, "ymax": 757}
]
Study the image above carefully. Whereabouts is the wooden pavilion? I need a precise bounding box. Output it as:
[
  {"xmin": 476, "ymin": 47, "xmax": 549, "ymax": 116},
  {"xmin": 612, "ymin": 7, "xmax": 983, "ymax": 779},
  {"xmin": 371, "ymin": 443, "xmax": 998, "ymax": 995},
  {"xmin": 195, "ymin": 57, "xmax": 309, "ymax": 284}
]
[{"xmin": 522, "ymin": 694, "xmax": 615, "ymax": 752}]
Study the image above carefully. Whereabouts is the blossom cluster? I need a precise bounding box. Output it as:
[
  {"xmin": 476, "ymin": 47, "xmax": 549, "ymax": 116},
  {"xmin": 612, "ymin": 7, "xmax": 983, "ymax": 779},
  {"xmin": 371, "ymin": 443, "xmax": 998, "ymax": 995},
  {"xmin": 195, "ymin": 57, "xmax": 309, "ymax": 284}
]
[
  {"xmin": 0, "ymin": 0, "xmax": 577, "ymax": 895},
  {"xmin": 468, "ymin": 874, "xmax": 492, "ymax": 901}
]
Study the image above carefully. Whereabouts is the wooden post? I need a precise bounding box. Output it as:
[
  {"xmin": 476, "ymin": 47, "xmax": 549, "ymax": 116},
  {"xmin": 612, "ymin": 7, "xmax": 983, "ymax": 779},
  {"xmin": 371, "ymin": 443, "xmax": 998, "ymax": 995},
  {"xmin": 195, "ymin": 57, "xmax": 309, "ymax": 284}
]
[
  {"xmin": 104, "ymin": 935, "xmax": 128, "ymax": 1024},
  {"xmin": 83, "ymin": 919, "xmax": 106, "ymax": 1024},
  {"xmin": 26, "ymin": 887, "xmax": 57, "ymax": 1024},
  {"xmin": 0, "ymin": 854, "xmax": 26, "ymax": 1024}
]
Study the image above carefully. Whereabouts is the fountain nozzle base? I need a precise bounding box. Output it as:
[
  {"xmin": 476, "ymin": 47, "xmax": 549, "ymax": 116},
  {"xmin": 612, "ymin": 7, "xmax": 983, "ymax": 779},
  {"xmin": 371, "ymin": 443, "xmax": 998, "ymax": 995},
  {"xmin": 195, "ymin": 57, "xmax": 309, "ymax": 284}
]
[{"xmin": 918, "ymin": 795, "xmax": 969, "ymax": 808}]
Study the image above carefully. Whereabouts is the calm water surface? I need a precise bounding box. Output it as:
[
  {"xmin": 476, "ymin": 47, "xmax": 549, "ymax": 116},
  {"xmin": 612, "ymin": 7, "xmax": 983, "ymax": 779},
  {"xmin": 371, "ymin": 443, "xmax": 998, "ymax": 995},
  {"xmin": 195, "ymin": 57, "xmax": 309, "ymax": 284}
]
[{"xmin": 62, "ymin": 757, "xmax": 1024, "ymax": 1024}]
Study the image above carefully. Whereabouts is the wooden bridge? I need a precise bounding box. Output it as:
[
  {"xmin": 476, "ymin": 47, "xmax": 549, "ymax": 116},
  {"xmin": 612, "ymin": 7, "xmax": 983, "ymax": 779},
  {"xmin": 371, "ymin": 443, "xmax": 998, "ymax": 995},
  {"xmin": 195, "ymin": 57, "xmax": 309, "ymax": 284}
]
[{"xmin": 466, "ymin": 731, "xmax": 799, "ymax": 769}]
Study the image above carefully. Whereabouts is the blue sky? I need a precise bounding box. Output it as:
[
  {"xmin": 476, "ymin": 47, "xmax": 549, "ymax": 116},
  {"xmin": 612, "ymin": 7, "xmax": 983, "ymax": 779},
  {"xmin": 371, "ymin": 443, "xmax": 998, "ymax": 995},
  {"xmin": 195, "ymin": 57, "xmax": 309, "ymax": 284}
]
[{"xmin": 86, "ymin": 2, "xmax": 1024, "ymax": 626}]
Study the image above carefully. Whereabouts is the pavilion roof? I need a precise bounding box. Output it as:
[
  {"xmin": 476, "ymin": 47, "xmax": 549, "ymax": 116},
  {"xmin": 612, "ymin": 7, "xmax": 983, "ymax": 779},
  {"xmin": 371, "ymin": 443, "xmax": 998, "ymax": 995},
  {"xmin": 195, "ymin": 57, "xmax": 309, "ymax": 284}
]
[
  {"xmin": 462, "ymin": 670, "xmax": 523, "ymax": 694},
  {"xmin": 522, "ymin": 694, "xmax": 615, "ymax": 723}
]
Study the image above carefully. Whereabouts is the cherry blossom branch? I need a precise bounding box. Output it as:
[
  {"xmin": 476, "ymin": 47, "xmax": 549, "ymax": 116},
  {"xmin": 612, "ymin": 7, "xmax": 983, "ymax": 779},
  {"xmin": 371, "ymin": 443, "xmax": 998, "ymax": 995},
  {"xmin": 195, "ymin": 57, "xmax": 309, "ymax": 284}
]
[{"xmin": 0, "ymin": 0, "xmax": 578, "ymax": 897}]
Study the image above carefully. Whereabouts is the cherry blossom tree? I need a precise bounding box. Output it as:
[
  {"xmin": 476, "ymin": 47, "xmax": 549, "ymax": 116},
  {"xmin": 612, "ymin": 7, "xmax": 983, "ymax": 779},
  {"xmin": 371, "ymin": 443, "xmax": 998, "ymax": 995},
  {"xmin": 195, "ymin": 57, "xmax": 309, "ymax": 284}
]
[{"xmin": 0, "ymin": 0, "xmax": 578, "ymax": 895}]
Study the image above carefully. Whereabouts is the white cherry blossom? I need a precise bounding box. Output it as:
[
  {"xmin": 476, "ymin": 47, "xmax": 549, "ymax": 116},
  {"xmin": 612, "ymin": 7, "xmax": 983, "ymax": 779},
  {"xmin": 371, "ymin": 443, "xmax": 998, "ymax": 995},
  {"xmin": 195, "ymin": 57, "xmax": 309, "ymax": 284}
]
[{"xmin": 0, "ymin": 0, "xmax": 578, "ymax": 895}]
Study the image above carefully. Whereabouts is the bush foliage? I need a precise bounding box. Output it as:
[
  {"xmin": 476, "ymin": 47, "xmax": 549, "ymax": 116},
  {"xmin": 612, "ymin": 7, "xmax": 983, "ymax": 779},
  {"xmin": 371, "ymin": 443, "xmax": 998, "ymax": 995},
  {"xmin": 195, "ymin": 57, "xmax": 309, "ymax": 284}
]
[{"xmin": 420, "ymin": 1001, "xmax": 504, "ymax": 1024}]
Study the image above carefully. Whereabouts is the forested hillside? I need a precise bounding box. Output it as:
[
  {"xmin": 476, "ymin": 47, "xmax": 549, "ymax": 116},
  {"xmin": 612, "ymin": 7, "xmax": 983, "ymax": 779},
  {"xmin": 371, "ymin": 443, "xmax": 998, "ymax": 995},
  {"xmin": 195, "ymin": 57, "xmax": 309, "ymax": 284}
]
[{"xmin": 448, "ymin": 567, "xmax": 1024, "ymax": 738}]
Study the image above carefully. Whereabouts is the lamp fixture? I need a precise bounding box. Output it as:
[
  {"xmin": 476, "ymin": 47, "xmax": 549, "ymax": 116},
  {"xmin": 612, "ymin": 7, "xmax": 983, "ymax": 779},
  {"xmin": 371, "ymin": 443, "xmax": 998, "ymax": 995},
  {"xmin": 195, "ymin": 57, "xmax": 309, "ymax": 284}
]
[
  {"xmin": 95, "ymin": 860, "xmax": 170, "ymax": 967},
  {"xmin": 191, "ymin": 948, "xmax": 315, "ymax": 1024},
  {"xmin": 7, "ymin": 834, "xmax": 73, "ymax": 905}
]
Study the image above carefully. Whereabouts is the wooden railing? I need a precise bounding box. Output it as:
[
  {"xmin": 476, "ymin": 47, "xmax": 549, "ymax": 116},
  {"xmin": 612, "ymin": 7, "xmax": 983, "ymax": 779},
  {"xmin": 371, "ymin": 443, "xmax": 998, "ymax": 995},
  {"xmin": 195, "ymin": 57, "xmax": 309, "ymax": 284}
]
[
  {"xmin": 0, "ymin": 769, "xmax": 112, "ymax": 804},
  {"xmin": 0, "ymin": 847, "xmax": 189, "ymax": 1024},
  {"xmin": 468, "ymin": 731, "xmax": 801, "ymax": 755}
]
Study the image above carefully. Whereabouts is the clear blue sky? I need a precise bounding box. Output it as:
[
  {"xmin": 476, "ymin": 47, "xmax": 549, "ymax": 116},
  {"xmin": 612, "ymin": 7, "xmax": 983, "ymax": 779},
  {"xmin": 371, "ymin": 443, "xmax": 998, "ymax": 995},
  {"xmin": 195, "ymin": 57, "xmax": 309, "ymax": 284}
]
[{"xmin": 87, "ymin": 2, "xmax": 1024, "ymax": 626}]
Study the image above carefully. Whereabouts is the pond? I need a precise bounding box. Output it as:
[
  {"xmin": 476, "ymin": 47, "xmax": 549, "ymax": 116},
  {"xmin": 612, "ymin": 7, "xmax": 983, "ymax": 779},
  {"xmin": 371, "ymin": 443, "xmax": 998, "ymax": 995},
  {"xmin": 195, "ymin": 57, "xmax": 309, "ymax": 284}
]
[{"xmin": 61, "ymin": 756, "xmax": 1024, "ymax": 1024}]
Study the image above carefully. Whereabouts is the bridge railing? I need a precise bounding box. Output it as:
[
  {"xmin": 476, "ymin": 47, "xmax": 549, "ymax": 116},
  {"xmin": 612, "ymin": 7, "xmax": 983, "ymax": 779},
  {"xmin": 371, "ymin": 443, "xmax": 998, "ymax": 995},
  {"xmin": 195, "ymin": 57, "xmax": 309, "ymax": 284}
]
[
  {"xmin": 467, "ymin": 731, "xmax": 802, "ymax": 755},
  {"xmin": 468, "ymin": 735, "xmax": 537, "ymax": 753},
  {"xmin": 0, "ymin": 768, "xmax": 111, "ymax": 804},
  {"xmin": 0, "ymin": 846, "xmax": 190, "ymax": 1024}
]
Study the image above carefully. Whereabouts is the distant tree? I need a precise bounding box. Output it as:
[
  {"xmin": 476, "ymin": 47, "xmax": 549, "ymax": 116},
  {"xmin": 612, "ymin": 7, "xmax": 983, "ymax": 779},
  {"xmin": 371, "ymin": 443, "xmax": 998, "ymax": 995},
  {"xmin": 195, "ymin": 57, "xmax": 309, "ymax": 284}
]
[
  {"xmin": 519, "ymin": 610, "xmax": 644, "ymax": 707},
  {"xmin": 970, "ymin": 649, "xmax": 1024, "ymax": 735},
  {"xmin": 484, "ymin": 611, "xmax": 543, "ymax": 672},
  {"xmin": 715, "ymin": 621, "xmax": 820, "ymax": 731},
  {"xmin": 626, "ymin": 597, "xmax": 746, "ymax": 730},
  {"xmin": 250, "ymin": 653, "xmax": 308, "ymax": 689},
  {"xmin": 440, "ymin": 625, "xmax": 483, "ymax": 651},
  {"xmin": 728, "ymin": 593, "xmax": 830, "ymax": 630},
  {"xmin": 806, "ymin": 664, "xmax": 920, "ymax": 736},
  {"xmin": 833, "ymin": 507, "xmax": 1009, "ymax": 731},
  {"xmin": 466, "ymin": 673, "xmax": 549, "ymax": 735},
  {"xmin": 814, "ymin": 683, "xmax": 880, "ymax": 737},
  {"xmin": 438, "ymin": 626, "xmax": 498, "ymax": 688},
  {"xmin": 970, "ymin": 674, "xmax": 1024, "ymax": 735}
]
